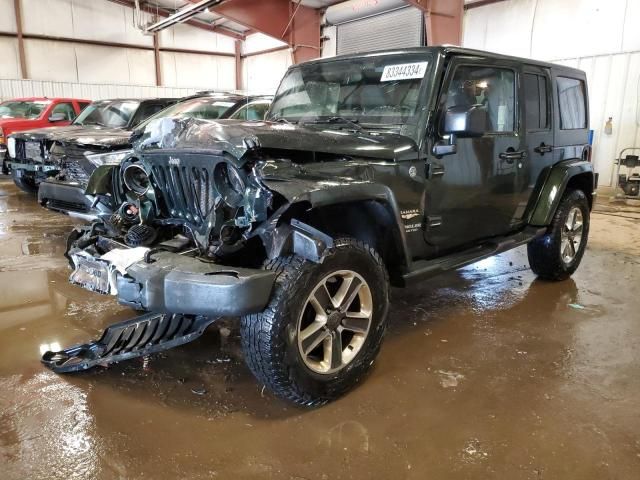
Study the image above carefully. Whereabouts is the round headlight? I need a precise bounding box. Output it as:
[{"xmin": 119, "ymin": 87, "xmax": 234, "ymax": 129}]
[
  {"xmin": 123, "ymin": 163, "xmax": 150, "ymax": 196},
  {"xmin": 214, "ymin": 162, "xmax": 245, "ymax": 207}
]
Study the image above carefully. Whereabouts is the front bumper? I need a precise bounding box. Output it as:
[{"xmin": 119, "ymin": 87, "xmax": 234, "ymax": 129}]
[
  {"xmin": 38, "ymin": 180, "xmax": 109, "ymax": 220},
  {"xmin": 9, "ymin": 161, "xmax": 57, "ymax": 173},
  {"xmin": 71, "ymin": 249, "xmax": 276, "ymax": 317}
]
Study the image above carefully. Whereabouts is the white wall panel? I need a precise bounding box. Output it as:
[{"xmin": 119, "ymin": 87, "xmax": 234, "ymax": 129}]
[
  {"xmin": 0, "ymin": 38, "xmax": 20, "ymax": 80},
  {"xmin": 160, "ymin": 52, "xmax": 235, "ymax": 90},
  {"xmin": 24, "ymin": 39, "xmax": 78, "ymax": 83},
  {"xmin": 242, "ymin": 49, "xmax": 291, "ymax": 95},
  {"xmin": 0, "ymin": 78, "xmax": 199, "ymax": 102},
  {"xmin": 75, "ymin": 44, "xmax": 156, "ymax": 86},
  {"xmin": 21, "ymin": 0, "xmax": 74, "ymax": 37},
  {"xmin": 242, "ymin": 33, "xmax": 287, "ymax": 55},
  {"xmin": 0, "ymin": 0, "xmax": 17, "ymax": 32},
  {"xmin": 70, "ymin": 0, "xmax": 153, "ymax": 47},
  {"xmin": 464, "ymin": 0, "xmax": 640, "ymax": 186},
  {"xmin": 159, "ymin": 24, "xmax": 235, "ymax": 53},
  {"xmin": 21, "ymin": 0, "xmax": 152, "ymax": 47},
  {"xmin": 321, "ymin": 26, "xmax": 337, "ymax": 58}
]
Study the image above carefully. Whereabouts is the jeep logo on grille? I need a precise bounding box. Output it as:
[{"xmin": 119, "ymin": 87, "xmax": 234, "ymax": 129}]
[{"xmin": 168, "ymin": 156, "xmax": 180, "ymax": 166}]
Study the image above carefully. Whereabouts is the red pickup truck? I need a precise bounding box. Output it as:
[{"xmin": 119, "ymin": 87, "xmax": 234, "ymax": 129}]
[{"xmin": 0, "ymin": 97, "xmax": 90, "ymax": 169}]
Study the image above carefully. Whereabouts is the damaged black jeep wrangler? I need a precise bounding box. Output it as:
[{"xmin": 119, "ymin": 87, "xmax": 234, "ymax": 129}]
[{"xmin": 44, "ymin": 47, "xmax": 596, "ymax": 406}]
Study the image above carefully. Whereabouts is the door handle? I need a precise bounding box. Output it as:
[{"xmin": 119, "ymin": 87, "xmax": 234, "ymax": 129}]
[
  {"xmin": 534, "ymin": 143, "xmax": 554, "ymax": 154},
  {"xmin": 498, "ymin": 150, "xmax": 527, "ymax": 163}
]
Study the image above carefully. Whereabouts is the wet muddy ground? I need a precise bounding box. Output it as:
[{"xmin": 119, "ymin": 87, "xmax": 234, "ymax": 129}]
[{"xmin": 1, "ymin": 176, "xmax": 639, "ymax": 479}]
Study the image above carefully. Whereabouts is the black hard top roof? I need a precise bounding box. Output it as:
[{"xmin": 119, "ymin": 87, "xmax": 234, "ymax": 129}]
[{"xmin": 298, "ymin": 46, "xmax": 585, "ymax": 77}]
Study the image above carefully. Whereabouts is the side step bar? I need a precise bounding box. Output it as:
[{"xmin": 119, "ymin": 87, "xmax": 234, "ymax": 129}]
[
  {"xmin": 403, "ymin": 227, "xmax": 546, "ymax": 284},
  {"xmin": 42, "ymin": 312, "xmax": 218, "ymax": 373}
]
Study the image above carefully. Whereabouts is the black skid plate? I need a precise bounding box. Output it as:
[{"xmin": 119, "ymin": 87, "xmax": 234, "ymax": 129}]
[{"xmin": 42, "ymin": 312, "xmax": 218, "ymax": 373}]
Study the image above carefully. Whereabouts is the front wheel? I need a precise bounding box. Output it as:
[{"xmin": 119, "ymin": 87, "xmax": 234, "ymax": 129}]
[
  {"xmin": 527, "ymin": 188, "xmax": 590, "ymax": 280},
  {"xmin": 240, "ymin": 238, "xmax": 390, "ymax": 407}
]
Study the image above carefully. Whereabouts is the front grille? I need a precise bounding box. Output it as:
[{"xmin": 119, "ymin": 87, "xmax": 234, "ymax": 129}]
[
  {"xmin": 62, "ymin": 157, "xmax": 91, "ymax": 185},
  {"xmin": 56, "ymin": 146, "xmax": 95, "ymax": 186},
  {"xmin": 150, "ymin": 163, "xmax": 217, "ymax": 227},
  {"xmin": 15, "ymin": 139, "xmax": 44, "ymax": 162},
  {"xmin": 15, "ymin": 139, "xmax": 26, "ymax": 160}
]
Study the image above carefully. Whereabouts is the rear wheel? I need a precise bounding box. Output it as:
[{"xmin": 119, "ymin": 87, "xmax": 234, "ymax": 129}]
[
  {"xmin": 240, "ymin": 238, "xmax": 389, "ymax": 407},
  {"xmin": 527, "ymin": 188, "xmax": 590, "ymax": 280},
  {"xmin": 12, "ymin": 170, "xmax": 38, "ymax": 194}
]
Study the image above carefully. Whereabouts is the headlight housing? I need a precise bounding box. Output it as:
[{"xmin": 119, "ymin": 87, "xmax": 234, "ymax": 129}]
[
  {"xmin": 123, "ymin": 163, "xmax": 150, "ymax": 196},
  {"xmin": 84, "ymin": 149, "xmax": 133, "ymax": 168},
  {"xmin": 214, "ymin": 162, "xmax": 245, "ymax": 207},
  {"xmin": 7, "ymin": 137, "xmax": 16, "ymax": 158}
]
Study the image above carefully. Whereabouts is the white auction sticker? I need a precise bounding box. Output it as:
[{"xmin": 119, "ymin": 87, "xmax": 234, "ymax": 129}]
[{"xmin": 381, "ymin": 62, "xmax": 428, "ymax": 82}]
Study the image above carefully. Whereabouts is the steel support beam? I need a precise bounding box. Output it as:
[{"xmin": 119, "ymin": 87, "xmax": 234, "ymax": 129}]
[
  {"xmin": 208, "ymin": 0, "xmax": 321, "ymax": 64},
  {"xmin": 235, "ymin": 39, "xmax": 242, "ymax": 90},
  {"xmin": 14, "ymin": 0, "xmax": 27, "ymax": 79},
  {"xmin": 153, "ymin": 33, "xmax": 162, "ymax": 86},
  {"xmin": 405, "ymin": 0, "xmax": 464, "ymax": 46}
]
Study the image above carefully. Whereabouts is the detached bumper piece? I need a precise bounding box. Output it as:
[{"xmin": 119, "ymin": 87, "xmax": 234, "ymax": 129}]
[{"xmin": 41, "ymin": 312, "xmax": 217, "ymax": 373}]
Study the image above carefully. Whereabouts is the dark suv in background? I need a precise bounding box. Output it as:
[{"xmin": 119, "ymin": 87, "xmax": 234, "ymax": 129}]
[
  {"xmin": 7, "ymin": 98, "xmax": 176, "ymax": 193},
  {"xmin": 38, "ymin": 92, "xmax": 272, "ymax": 220}
]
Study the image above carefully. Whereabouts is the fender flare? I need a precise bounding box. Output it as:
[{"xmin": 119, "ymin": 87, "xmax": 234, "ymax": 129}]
[
  {"xmin": 527, "ymin": 159, "xmax": 595, "ymax": 227},
  {"xmin": 257, "ymin": 182, "xmax": 412, "ymax": 268}
]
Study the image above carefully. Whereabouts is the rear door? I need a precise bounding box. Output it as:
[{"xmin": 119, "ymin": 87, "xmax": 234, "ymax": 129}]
[
  {"xmin": 520, "ymin": 66, "xmax": 554, "ymax": 219},
  {"xmin": 424, "ymin": 58, "xmax": 525, "ymax": 249}
]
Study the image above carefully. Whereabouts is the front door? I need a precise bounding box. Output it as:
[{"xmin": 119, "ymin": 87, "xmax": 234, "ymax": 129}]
[{"xmin": 423, "ymin": 60, "xmax": 525, "ymax": 250}]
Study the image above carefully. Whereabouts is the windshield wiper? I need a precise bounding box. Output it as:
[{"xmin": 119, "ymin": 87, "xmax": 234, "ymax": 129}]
[
  {"xmin": 270, "ymin": 114, "xmax": 296, "ymax": 125},
  {"xmin": 304, "ymin": 116, "xmax": 363, "ymax": 131}
]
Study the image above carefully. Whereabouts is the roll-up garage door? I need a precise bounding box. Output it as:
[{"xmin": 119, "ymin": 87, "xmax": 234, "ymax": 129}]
[{"xmin": 336, "ymin": 7, "xmax": 425, "ymax": 56}]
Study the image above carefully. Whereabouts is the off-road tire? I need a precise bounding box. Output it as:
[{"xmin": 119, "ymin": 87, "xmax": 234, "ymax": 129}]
[
  {"xmin": 240, "ymin": 238, "xmax": 390, "ymax": 407},
  {"xmin": 527, "ymin": 188, "xmax": 590, "ymax": 280},
  {"xmin": 12, "ymin": 170, "xmax": 38, "ymax": 194}
]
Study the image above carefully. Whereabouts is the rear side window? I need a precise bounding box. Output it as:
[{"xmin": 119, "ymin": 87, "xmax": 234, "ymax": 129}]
[
  {"xmin": 51, "ymin": 102, "xmax": 77, "ymax": 121},
  {"xmin": 557, "ymin": 76, "xmax": 586, "ymax": 130},
  {"xmin": 524, "ymin": 73, "xmax": 549, "ymax": 130},
  {"xmin": 79, "ymin": 102, "xmax": 91, "ymax": 111}
]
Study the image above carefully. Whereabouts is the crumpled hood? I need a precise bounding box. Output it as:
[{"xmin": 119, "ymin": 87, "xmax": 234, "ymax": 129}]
[
  {"xmin": 55, "ymin": 127, "xmax": 132, "ymax": 149},
  {"xmin": 134, "ymin": 117, "xmax": 418, "ymax": 163},
  {"xmin": 10, "ymin": 125, "xmax": 87, "ymax": 142}
]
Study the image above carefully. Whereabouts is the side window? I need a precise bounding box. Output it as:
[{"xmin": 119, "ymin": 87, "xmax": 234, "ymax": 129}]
[
  {"xmin": 132, "ymin": 103, "xmax": 168, "ymax": 125},
  {"xmin": 79, "ymin": 102, "xmax": 91, "ymax": 111},
  {"xmin": 444, "ymin": 65, "xmax": 516, "ymax": 133},
  {"xmin": 246, "ymin": 102, "xmax": 270, "ymax": 120},
  {"xmin": 524, "ymin": 73, "xmax": 549, "ymax": 130},
  {"xmin": 557, "ymin": 76, "xmax": 587, "ymax": 130},
  {"xmin": 51, "ymin": 102, "xmax": 76, "ymax": 121},
  {"xmin": 229, "ymin": 104, "xmax": 248, "ymax": 120},
  {"xmin": 231, "ymin": 102, "xmax": 270, "ymax": 121}
]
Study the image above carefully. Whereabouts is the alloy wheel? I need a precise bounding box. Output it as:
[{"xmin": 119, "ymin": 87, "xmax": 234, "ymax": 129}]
[
  {"xmin": 560, "ymin": 206, "xmax": 584, "ymax": 264},
  {"xmin": 297, "ymin": 270, "xmax": 373, "ymax": 374}
]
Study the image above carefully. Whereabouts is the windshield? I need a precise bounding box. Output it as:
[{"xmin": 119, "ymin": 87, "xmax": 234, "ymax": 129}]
[
  {"xmin": 267, "ymin": 54, "xmax": 431, "ymax": 128},
  {"xmin": 73, "ymin": 100, "xmax": 140, "ymax": 128},
  {"xmin": 0, "ymin": 100, "xmax": 50, "ymax": 119},
  {"xmin": 136, "ymin": 97, "xmax": 238, "ymax": 129}
]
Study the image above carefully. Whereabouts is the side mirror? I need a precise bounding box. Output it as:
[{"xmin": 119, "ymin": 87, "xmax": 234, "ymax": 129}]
[
  {"xmin": 48, "ymin": 113, "xmax": 67, "ymax": 122},
  {"xmin": 443, "ymin": 105, "xmax": 487, "ymax": 138}
]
